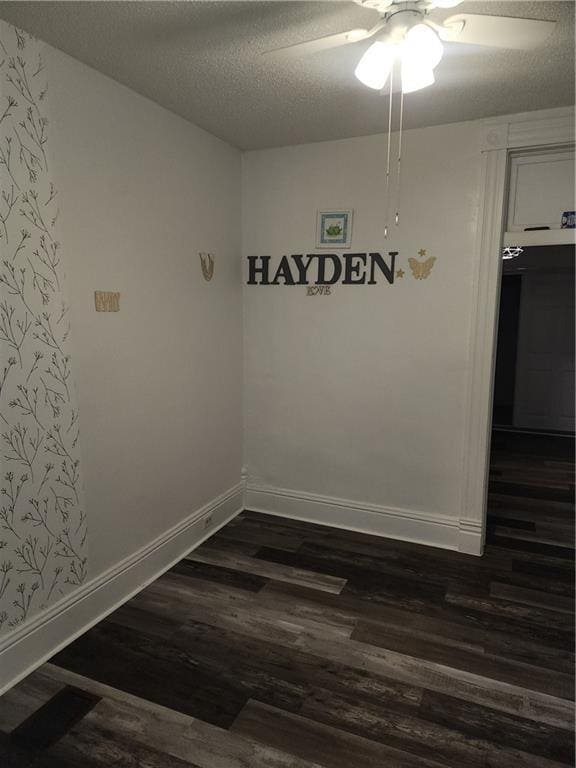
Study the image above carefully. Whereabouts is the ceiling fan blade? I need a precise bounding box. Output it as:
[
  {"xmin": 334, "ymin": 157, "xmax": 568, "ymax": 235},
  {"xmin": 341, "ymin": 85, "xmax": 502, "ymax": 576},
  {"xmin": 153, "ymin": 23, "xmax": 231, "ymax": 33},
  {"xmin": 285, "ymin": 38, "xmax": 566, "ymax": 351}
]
[
  {"xmin": 263, "ymin": 22, "xmax": 385, "ymax": 59},
  {"xmin": 438, "ymin": 14, "xmax": 556, "ymax": 49}
]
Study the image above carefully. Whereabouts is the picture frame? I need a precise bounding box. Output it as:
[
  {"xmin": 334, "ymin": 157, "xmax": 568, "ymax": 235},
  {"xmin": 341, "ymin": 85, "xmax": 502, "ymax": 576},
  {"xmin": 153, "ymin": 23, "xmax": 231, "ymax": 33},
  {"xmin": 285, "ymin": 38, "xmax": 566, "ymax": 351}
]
[{"xmin": 316, "ymin": 209, "xmax": 353, "ymax": 249}]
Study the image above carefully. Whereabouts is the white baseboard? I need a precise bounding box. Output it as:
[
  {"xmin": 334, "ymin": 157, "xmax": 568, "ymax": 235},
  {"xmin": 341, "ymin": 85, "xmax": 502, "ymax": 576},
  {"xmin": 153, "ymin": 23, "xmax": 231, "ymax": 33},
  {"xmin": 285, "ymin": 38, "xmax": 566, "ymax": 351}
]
[
  {"xmin": 0, "ymin": 482, "xmax": 243, "ymax": 696},
  {"xmin": 458, "ymin": 517, "xmax": 484, "ymax": 556},
  {"xmin": 246, "ymin": 484, "xmax": 482, "ymax": 556}
]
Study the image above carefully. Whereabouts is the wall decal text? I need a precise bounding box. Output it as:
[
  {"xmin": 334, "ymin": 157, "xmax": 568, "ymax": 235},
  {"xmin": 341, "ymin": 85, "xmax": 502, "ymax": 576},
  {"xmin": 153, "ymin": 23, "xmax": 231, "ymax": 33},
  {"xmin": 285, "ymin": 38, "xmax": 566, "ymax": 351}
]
[{"xmin": 247, "ymin": 252, "xmax": 397, "ymax": 286}]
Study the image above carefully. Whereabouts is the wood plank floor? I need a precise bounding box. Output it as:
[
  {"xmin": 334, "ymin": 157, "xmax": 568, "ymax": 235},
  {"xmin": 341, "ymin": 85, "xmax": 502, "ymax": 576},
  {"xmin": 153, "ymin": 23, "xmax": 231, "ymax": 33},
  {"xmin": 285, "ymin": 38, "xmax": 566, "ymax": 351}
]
[{"xmin": 0, "ymin": 433, "xmax": 574, "ymax": 767}]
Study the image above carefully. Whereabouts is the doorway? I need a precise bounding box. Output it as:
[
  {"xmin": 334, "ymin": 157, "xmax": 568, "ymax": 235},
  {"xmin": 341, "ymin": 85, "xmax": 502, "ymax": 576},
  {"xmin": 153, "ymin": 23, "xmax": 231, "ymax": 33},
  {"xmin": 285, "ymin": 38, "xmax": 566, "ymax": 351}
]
[
  {"xmin": 492, "ymin": 244, "xmax": 574, "ymax": 434},
  {"xmin": 486, "ymin": 244, "xmax": 575, "ymax": 549}
]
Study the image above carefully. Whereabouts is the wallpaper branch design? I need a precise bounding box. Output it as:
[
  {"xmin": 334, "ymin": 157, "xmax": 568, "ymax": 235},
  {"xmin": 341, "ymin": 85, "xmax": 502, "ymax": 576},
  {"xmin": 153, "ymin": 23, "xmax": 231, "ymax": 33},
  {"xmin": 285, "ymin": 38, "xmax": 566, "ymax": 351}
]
[{"xmin": 0, "ymin": 22, "xmax": 87, "ymax": 637}]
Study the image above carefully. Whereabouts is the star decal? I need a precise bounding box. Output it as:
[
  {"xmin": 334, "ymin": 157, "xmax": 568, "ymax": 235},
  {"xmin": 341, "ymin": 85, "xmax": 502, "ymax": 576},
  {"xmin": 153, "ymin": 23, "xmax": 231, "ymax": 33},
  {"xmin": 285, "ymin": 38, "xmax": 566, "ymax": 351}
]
[
  {"xmin": 396, "ymin": 269, "xmax": 405, "ymax": 279},
  {"xmin": 418, "ymin": 248, "xmax": 427, "ymax": 258}
]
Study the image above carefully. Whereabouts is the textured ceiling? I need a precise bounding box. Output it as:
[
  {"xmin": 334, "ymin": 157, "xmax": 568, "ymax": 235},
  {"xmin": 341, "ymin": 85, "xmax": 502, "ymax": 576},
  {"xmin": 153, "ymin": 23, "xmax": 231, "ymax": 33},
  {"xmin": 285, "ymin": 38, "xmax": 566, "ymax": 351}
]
[{"xmin": 0, "ymin": 1, "xmax": 573, "ymax": 150}]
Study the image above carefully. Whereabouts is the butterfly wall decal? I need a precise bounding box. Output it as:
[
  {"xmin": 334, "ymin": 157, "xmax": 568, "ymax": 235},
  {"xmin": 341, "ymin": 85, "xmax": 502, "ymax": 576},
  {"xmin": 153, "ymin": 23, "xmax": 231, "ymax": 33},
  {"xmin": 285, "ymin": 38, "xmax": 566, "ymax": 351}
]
[
  {"xmin": 199, "ymin": 252, "xmax": 215, "ymax": 282},
  {"xmin": 408, "ymin": 256, "xmax": 436, "ymax": 280}
]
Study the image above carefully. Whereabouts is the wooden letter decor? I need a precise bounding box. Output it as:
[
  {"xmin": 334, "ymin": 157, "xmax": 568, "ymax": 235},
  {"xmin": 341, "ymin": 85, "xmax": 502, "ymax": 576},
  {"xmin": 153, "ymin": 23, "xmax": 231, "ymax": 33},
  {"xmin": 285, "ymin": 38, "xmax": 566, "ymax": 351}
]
[
  {"xmin": 200, "ymin": 252, "xmax": 215, "ymax": 282},
  {"xmin": 94, "ymin": 291, "xmax": 120, "ymax": 312},
  {"xmin": 408, "ymin": 248, "xmax": 436, "ymax": 280},
  {"xmin": 247, "ymin": 253, "xmax": 397, "ymax": 286},
  {"xmin": 246, "ymin": 248, "xmax": 437, "ymax": 287}
]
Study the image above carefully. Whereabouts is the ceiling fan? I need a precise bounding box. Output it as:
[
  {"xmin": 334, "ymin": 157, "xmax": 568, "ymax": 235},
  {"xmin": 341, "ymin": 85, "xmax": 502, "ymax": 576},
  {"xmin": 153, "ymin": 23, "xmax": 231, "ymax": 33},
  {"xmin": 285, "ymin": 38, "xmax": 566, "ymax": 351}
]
[
  {"xmin": 265, "ymin": 1, "xmax": 556, "ymax": 239},
  {"xmin": 266, "ymin": 0, "xmax": 556, "ymax": 94}
]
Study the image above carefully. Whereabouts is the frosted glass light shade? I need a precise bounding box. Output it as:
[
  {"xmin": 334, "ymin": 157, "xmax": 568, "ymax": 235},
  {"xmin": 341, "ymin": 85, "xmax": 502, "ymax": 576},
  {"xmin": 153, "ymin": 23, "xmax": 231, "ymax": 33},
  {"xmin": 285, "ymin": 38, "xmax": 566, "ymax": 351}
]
[
  {"xmin": 354, "ymin": 40, "xmax": 395, "ymax": 90},
  {"xmin": 403, "ymin": 24, "xmax": 443, "ymax": 70},
  {"xmin": 401, "ymin": 62, "xmax": 435, "ymax": 93}
]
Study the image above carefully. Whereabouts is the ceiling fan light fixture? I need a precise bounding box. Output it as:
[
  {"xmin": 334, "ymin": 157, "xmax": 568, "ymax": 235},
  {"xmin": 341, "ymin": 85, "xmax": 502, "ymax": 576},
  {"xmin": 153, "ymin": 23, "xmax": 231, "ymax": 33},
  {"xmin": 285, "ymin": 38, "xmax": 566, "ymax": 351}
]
[
  {"xmin": 354, "ymin": 40, "xmax": 395, "ymax": 90},
  {"xmin": 403, "ymin": 23, "xmax": 444, "ymax": 70},
  {"xmin": 401, "ymin": 61, "xmax": 435, "ymax": 93}
]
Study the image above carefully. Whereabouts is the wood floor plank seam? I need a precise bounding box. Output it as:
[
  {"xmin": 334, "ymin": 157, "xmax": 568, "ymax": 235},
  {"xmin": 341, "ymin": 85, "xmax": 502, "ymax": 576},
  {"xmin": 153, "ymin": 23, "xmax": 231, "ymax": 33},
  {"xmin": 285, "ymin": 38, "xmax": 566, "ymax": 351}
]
[{"xmin": 185, "ymin": 547, "xmax": 348, "ymax": 594}]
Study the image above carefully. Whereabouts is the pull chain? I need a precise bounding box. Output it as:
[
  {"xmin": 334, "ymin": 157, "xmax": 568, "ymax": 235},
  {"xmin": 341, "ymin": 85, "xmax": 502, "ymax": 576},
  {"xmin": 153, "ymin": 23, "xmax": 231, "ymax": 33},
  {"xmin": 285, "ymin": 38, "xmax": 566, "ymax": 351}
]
[
  {"xmin": 384, "ymin": 66, "xmax": 394, "ymax": 239},
  {"xmin": 395, "ymin": 88, "xmax": 404, "ymax": 227}
]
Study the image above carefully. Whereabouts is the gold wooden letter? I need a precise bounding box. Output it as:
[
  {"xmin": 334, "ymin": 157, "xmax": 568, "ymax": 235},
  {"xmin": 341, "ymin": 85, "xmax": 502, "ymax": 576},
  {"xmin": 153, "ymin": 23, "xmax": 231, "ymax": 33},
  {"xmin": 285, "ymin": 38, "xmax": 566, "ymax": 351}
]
[{"xmin": 94, "ymin": 291, "xmax": 120, "ymax": 312}]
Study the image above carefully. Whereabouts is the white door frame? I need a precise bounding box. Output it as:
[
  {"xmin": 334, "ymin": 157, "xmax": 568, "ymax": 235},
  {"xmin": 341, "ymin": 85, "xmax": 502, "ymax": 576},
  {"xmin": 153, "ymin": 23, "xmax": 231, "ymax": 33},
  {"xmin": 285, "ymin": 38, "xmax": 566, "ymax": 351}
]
[{"xmin": 458, "ymin": 106, "xmax": 575, "ymax": 556}]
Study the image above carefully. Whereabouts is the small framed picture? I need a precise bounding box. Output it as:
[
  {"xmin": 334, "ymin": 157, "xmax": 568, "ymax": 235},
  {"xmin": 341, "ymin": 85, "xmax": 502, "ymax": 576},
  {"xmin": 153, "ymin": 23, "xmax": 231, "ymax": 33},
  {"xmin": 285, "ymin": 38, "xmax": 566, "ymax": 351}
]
[{"xmin": 316, "ymin": 209, "xmax": 353, "ymax": 249}]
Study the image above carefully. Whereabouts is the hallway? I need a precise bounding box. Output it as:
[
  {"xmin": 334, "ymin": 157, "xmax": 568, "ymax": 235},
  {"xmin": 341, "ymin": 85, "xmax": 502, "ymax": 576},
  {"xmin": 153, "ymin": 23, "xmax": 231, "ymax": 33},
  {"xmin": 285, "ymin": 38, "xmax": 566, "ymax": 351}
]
[{"xmin": 488, "ymin": 431, "xmax": 574, "ymax": 549}]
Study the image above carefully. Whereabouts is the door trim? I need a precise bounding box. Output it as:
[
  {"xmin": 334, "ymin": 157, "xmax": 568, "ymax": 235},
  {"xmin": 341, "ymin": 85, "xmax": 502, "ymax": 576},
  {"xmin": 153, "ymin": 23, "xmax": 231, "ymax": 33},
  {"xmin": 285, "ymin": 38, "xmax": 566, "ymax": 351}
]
[{"xmin": 458, "ymin": 107, "xmax": 575, "ymax": 556}]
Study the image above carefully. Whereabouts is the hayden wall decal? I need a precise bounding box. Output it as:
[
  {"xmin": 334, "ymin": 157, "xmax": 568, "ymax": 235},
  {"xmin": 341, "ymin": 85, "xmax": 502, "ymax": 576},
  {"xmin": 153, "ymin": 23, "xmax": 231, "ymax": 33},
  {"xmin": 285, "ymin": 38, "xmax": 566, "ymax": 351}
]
[
  {"xmin": 0, "ymin": 22, "xmax": 87, "ymax": 637},
  {"xmin": 247, "ymin": 247, "xmax": 437, "ymax": 293},
  {"xmin": 247, "ymin": 252, "xmax": 398, "ymax": 286}
]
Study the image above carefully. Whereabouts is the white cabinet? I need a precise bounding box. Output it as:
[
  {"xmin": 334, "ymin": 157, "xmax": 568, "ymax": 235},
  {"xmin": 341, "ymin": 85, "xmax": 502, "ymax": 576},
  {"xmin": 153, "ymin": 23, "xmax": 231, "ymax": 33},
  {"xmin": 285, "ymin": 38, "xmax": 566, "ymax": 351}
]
[{"xmin": 507, "ymin": 148, "xmax": 574, "ymax": 234}]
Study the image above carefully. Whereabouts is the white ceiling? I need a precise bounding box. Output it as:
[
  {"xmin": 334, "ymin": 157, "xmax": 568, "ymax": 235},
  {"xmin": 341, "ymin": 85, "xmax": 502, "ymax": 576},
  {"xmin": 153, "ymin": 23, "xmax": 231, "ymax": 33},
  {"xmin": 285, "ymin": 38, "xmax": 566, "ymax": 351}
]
[{"xmin": 0, "ymin": 1, "xmax": 573, "ymax": 150}]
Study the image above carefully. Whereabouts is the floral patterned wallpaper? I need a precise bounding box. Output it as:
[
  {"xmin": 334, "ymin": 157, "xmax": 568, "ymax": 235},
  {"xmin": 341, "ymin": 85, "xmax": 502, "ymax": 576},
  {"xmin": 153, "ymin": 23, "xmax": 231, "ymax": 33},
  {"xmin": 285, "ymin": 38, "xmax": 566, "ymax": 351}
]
[{"xmin": 0, "ymin": 22, "xmax": 87, "ymax": 637}]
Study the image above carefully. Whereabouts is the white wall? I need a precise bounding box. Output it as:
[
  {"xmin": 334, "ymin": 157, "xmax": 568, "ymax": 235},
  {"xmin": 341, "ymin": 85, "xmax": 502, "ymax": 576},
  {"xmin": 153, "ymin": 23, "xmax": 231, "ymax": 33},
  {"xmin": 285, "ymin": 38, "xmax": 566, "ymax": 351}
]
[
  {"xmin": 1, "ymin": 36, "xmax": 243, "ymax": 692},
  {"xmin": 243, "ymin": 122, "xmax": 482, "ymax": 550},
  {"xmin": 48, "ymin": 48, "xmax": 243, "ymax": 578}
]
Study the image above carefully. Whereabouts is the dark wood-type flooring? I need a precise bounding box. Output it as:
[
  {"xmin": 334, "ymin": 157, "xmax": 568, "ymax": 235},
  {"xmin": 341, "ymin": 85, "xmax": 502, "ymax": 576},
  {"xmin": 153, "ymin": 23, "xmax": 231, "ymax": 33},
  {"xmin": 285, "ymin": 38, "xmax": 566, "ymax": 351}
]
[{"xmin": 1, "ymin": 433, "xmax": 574, "ymax": 767}]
